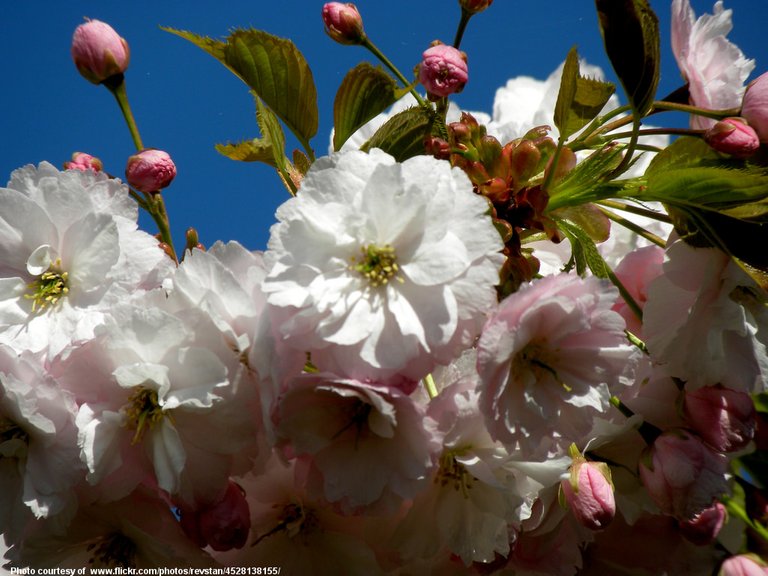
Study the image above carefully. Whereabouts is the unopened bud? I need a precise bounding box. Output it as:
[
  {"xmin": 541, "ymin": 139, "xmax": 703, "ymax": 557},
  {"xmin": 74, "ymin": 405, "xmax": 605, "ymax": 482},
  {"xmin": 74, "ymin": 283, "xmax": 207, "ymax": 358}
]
[
  {"xmin": 424, "ymin": 136, "xmax": 451, "ymax": 159},
  {"xmin": 510, "ymin": 140, "xmax": 542, "ymax": 188},
  {"xmin": 459, "ymin": 0, "xmax": 494, "ymax": 15},
  {"xmin": 639, "ymin": 429, "xmax": 729, "ymax": 520},
  {"xmin": 322, "ymin": 3, "xmax": 365, "ymax": 45},
  {"xmin": 679, "ymin": 501, "xmax": 727, "ymax": 546},
  {"xmin": 71, "ymin": 19, "xmax": 130, "ymax": 85},
  {"xmin": 704, "ymin": 118, "xmax": 760, "ymax": 158},
  {"xmin": 125, "ymin": 149, "xmax": 177, "ymax": 193},
  {"xmin": 560, "ymin": 447, "xmax": 616, "ymax": 530},
  {"xmin": 741, "ymin": 72, "xmax": 768, "ymax": 143},
  {"xmin": 684, "ymin": 385, "xmax": 756, "ymax": 453},
  {"xmin": 719, "ymin": 554, "xmax": 768, "ymax": 576},
  {"xmin": 419, "ymin": 42, "xmax": 468, "ymax": 99},
  {"xmin": 63, "ymin": 152, "xmax": 103, "ymax": 173}
]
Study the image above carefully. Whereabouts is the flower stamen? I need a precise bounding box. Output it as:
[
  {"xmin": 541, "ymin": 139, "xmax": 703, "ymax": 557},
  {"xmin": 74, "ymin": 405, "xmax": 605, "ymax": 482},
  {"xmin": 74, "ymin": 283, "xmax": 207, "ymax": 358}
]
[
  {"xmin": 435, "ymin": 451, "xmax": 476, "ymax": 498},
  {"xmin": 123, "ymin": 387, "xmax": 166, "ymax": 445},
  {"xmin": 350, "ymin": 244, "xmax": 403, "ymax": 287},
  {"xmin": 24, "ymin": 258, "xmax": 69, "ymax": 312}
]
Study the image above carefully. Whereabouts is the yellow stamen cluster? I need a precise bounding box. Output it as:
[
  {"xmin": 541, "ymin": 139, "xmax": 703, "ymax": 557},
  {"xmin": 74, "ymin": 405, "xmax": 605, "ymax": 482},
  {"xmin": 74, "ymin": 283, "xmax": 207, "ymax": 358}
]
[
  {"xmin": 349, "ymin": 244, "xmax": 403, "ymax": 287},
  {"xmin": 435, "ymin": 451, "xmax": 476, "ymax": 498},
  {"xmin": 123, "ymin": 387, "xmax": 166, "ymax": 445},
  {"xmin": 24, "ymin": 259, "xmax": 69, "ymax": 312},
  {"xmin": 86, "ymin": 532, "xmax": 137, "ymax": 568}
]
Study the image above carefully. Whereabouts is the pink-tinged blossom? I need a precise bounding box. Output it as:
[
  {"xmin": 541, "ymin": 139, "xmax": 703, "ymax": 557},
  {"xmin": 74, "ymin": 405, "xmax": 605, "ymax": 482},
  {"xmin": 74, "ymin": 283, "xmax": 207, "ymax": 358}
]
[
  {"xmin": 63, "ymin": 152, "xmax": 103, "ymax": 172},
  {"xmin": 638, "ymin": 429, "xmax": 729, "ymax": 520},
  {"xmin": 683, "ymin": 384, "xmax": 756, "ymax": 453},
  {"xmin": 0, "ymin": 162, "xmax": 173, "ymax": 359},
  {"xmin": 212, "ymin": 456, "xmax": 384, "ymax": 574},
  {"xmin": 671, "ymin": 0, "xmax": 755, "ymax": 130},
  {"xmin": 263, "ymin": 149, "xmax": 503, "ymax": 386},
  {"xmin": 679, "ymin": 501, "xmax": 727, "ymax": 546},
  {"xmin": 476, "ymin": 274, "xmax": 638, "ymax": 456},
  {"xmin": 611, "ymin": 245, "xmax": 665, "ymax": 338},
  {"xmin": 52, "ymin": 303, "xmax": 251, "ymax": 502},
  {"xmin": 704, "ymin": 117, "xmax": 760, "ymax": 157},
  {"xmin": 322, "ymin": 2, "xmax": 365, "ymax": 45},
  {"xmin": 391, "ymin": 352, "xmax": 558, "ymax": 566},
  {"xmin": 273, "ymin": 373, "xmax": 439, "ymax": 513},
  {"xmin": 0, "ymin": 346, "xmax": 82, "ymax": 544},
  {"xmin": 419, "ymin": 43, "xmax": 469, "ymax": 99},
  {"xmin": 742, "ymin": 72, "xmax": 768, "ymax": 143},
  {"xmin": 560, "ymin": 456, "xmax": 615, "ymax": 531},
  {"xmin": 71, "ymin": 19, "xmax": 130, "ymax": 85},
  {"xmin": 125, "ymin": 149, "xmax": 177, "ymax": 193},
  {"xmin": 644, "ymin": 239, "xmax": 768, "ymax": 392},
  {"xmin": 719, "ymin": 554, "xmax": 768, "ymax": 576},
  {"xmin": 6, "ymin": 487, "xmax": 218, "ymax": 569}
]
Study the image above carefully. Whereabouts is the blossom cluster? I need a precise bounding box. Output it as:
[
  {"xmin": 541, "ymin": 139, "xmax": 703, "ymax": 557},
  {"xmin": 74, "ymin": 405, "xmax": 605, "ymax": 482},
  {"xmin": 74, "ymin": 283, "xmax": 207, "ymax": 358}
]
[{"xmin": 3, "ymin": 1, "xmax": 768, "ymax": 575}]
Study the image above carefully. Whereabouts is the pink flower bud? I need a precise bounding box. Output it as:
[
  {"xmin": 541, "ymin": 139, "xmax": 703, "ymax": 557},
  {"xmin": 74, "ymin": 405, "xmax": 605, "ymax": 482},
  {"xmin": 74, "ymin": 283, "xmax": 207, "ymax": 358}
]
[
  {"xmin": 679, "ymin": 501, "xmax": 727, "ymax": 546},
  {"xmin": 419, "ymin": 43, "xmax": 468, "ymax": 99},
  {"xmin": 684, "ymin": 385, "xmax": 756, "ymax": 453},
  {"xmin": 459, "ymin": 0, "xmax": 494, "ymax": 14},
  {"xmin": 63, "ymin": 152, "xmax": 103, "ymax": 173},
  {"xmin": 179, "ymin": 482, "xmax": 251, "ymax": 552},
  {"xmin": 71, "ymin": 19, "xmax": 130, "ymax": 85},
  {"xmin": 322, "ymin": 3, "xmax": 365, "ymax": 45},
  {"xmin": 742, "ymin": 72, "xmax": 768, "ymax": 143},
  {"xmin": 560, "ymin": 458, "xmax": 616, "ymax": 530},
  {"xmin": 125, "ymin": 149, "xmax": 177, "ymax": 193},
  {"xmin": 704, "ymin": 118, "xmax": 760, "ymax": 158},
  {"xmin": 639, "ymin": 429, "xmax": 729, "ymax": 520},
  {"xmin": 719, "ymin": 554, "xmax": 768, "ymax": 576}
]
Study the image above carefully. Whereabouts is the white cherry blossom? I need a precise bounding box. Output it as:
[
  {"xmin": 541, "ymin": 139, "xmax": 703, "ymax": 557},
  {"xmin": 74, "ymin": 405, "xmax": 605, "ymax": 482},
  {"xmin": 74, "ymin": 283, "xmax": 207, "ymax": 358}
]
[
  {"xmin": 263, "ymin": 149, "xmax": 504, "ymax": 385},
  {"xmin": 0, "ymin": 163, "xmax": 172, "ymax": 358}
]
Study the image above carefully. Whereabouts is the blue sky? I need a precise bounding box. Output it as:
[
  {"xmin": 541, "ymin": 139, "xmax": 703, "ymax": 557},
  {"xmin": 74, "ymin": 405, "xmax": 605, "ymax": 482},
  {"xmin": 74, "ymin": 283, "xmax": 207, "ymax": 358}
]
[{"xmin": 1, "ymin": 0, "xmax": 765, "ymax": 252}]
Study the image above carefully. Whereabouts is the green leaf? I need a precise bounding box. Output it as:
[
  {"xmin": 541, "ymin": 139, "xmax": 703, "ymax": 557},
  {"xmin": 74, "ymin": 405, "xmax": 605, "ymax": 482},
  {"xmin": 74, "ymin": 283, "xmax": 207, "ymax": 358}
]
[
  {"xmin": 547, "ymin": 143, "xmax": 631, "ymax": 211},
  {"xmin": 161, "ymin": 27, "xmax": 226, "ymax": 61},
  {"xmin": 754, "ymin": 393, "xmax": 768, "ymax": 414},
  {"xmin": 255, "ymin": 96, "xmax": 287, "ymax": 172},
  {"xmin": 215, "ymin": 140, "xmax": 274, "ymax": 163},
  {"xmin": 554, "ymin": 47, "xmax": 616, "ymax": 140},
  {"xmin": 557, "ymin": 217, "xmax": 644, "ymax": 318},
  {"xmin": 224, "ymin": 29, "xmax": 318, "ymax": 146},
  {"xmin": 554, "ymin": 204, "xmax": 612, "ymax": 244},
  {"xmin": 164, "ymin": 26, "xmax": 318, "ymax": 150},
  {"xmin": 333, "ymin": 63, "xmax": 400, "ymax": 151},
  {"xmin": 557, "ymin": 218, "xmax": 610, "ymax": 278},
  {"xmin": 292, "ymin": 149, "xmax": 312, "ymax": 177},
  {"xmin": 643, "ymin": 138, "xmax": 768, "ymax": 211},
  {"xmin": 361, "ymin": 106, "xmax": 436, "ymax": 161},
  {"xmin": 595, "ymin": 0, "xmax": 660, "ymax": 116},
  {"xmin": 215, "ymin": 95, "xmax": 287, "ymax": 174}
]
